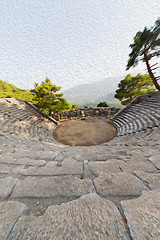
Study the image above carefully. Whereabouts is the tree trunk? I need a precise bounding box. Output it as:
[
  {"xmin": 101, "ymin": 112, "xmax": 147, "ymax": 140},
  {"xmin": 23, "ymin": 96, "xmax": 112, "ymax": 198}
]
[
  {"xmin": 144, "ymin": 52, "xmax": 160, "ymax": 91},
  {"xmin": 49, "ymin": 109, "xmax": 52, "ymax": 116}
]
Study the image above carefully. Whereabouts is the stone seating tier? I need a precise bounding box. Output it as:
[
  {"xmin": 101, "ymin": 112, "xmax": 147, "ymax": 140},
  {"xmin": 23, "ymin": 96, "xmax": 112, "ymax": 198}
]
[
  {"xmin": 0, "ymin": 98, "xmax": 58, "ymax": 143},
  {"xmin": 0, "ymin": 93, "xmax": 160, "ymax": 239},
  {"xmin": 112, "ymin": 92, "xmax": 160, "ymax": 136}
]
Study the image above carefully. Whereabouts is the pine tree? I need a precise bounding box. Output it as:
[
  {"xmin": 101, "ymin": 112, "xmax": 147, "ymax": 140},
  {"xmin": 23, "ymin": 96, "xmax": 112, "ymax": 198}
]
[
  {"xmin": 115, "ymin": 74, "xmax": 156, "ymax": 105},
  {"xmin": 126, "ymin": 18, "xmax": 160, "ymax": 91},
  {"xmin": 30, "ymin": 78, "xmax": 71, "ymax": 114}
]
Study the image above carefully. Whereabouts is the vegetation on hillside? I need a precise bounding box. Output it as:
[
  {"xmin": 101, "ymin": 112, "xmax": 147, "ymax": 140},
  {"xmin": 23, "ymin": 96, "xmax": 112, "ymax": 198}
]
[
  {"xmin": 0, "ymin": 80, "xmax": 33, "ymax": 101},
  {"xmin": 115, "ymin": 73, "xmax": 156, "ymax": 105},
  {"xmin": 62, "ymin": 77, "xmax": 122, "ymax": 107},
  {"xmin": 0, "ymin": 79, "xmax": 121, "ymax": 109},
  {"xmin": 82, "ymin": 98, "xmax": 121, "ymax": 108},
  {"xmin": 127, "ymin": 17, "xmax": 160, "ymax": 91},
  {"xmin": 0, "ymin": 79, "xmax": 72, "ymax": 114}
]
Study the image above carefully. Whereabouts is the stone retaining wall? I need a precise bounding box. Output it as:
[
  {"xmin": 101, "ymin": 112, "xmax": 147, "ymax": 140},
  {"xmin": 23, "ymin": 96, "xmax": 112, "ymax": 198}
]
[{"xmin": 55, "ymin": 107, "xmax": 121, "ymax": 120}]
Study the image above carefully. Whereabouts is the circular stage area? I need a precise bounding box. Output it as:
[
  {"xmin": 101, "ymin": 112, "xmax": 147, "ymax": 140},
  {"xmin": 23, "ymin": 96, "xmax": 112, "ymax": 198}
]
[{"xmin": 53, "ymin": 119, "xmax": 117, "ymax": 146}]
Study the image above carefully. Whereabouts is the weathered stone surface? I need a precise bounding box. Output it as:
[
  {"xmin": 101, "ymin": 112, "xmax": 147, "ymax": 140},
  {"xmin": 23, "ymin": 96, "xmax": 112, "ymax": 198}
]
[
  {"xmin": 0, "ymin": 163, "xmax": 25, "ymax": 176},
  {"xmin": 0, "ymin": 163, "xmax": 10, "ymax": 174},
  {"xmin": 0, "ymin": 131, "xmax": 5, "ymax": 136},
  {"xmin": 23, "ymin": 158, "xmax": 84, "ymax": 176},
  {"xmin": 0, "ymin": 201, "xmax": 29, "ymax": 240},
  {"xmin": 149, "ymin": 155, "xmax": 160, "ymax": 170},
  {"xmin": 45, "ymin": 161, "xmax": 58, "ymax": 167},
  {"xmin": 0, "ymin": 154, "xmax": 15, "ymax": 164},
  {"xmin": 94, "ymin": 172, "xmax": 148, "ymax": 198},
  {"xmin": 8, "ymin": 215, "xmax": 36, "ymax": 240},
  {"xmin": 39, "ymin": 150, "xmax": 60, "ymax": 161},
  {"xmin": 134, "ymin": 170, "xmax": 160, "ymax": 190},
  {"xmin": 121, "ymin": 190, "xmax": 160, "ymax": 240},
  {"xmin": 73, "ymin": 150, "xmax": 127, "ymax": 162},
  {"xmin": 12, "ymin": 158, "xmax": 46, "ymax": 166},
  {"xmin": 22, "ymin": 193, "xmax": 129, "ymax": 240},
  {"xmin": 12, "ymin": 176, "xmax": 95, "ymax": 198},
  {"xmin": 88, "ymin": 160, "xmax": 122, "ymax": 176},
  {"xmin": 118, "ymin": 160, "xmax": 157, "ymax": 173},
  {"xmin": 12, "ymin": 165, "xmax": 26, "ymax": 175},
  {"xmin": 96, "ymin": 153, "xmax": 125, "ymax": 161},
  {"xmin": 12, "ymin": 150, "xmax": 31, "ymax": 158},
  {"xmin": 0, "ymin": 177, "xmax": 18, "ymax": 200},
  {"xmin": 73, "ymin": 152, "xmax": 96, "ymax": 161}
]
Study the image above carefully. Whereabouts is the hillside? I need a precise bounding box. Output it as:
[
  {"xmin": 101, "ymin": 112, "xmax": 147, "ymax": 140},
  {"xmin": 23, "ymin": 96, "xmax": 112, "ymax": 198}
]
[
  {"xmin": 62, "ymin": 77, "xmax": 122, "ymax": 107},
  {"xmin": 0, "ymin": 80, "xmax": 33, "ymax": 101},
  {"xmin": 0, "ymin": 78, "xmax": 122, "ymax": 107}
]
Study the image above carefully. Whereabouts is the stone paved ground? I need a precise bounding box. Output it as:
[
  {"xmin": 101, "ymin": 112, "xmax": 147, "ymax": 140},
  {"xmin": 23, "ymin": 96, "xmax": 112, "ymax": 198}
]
[{"xmin": 0, "ymin": 96, "xmax": 160, "ymax": 239}]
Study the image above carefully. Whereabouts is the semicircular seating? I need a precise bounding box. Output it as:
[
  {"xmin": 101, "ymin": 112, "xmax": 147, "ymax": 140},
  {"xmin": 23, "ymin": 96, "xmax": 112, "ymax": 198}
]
[
  {"xmin": 0, "ymin": 98, "xmax": 58, "ymax": 142},
  {"xmin": 0, "ymin": 93, "xmax": 160, "ymax": 240},
  {"xmin": 111, "ymin": 92, "xmax": 160, "ymax": 137}
]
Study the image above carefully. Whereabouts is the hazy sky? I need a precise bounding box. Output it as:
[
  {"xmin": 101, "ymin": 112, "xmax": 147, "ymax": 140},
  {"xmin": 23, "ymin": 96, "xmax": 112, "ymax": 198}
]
[{"xmin": 0, "ymin": 0, "xmax": 160, "ymax": 90}]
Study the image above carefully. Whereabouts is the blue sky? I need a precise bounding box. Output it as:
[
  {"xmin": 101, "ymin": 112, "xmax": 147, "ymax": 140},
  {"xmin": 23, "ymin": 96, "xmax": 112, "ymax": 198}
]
[{"xmin": 0, "ymin": 0, "xmax": 160, "ymax": 90}]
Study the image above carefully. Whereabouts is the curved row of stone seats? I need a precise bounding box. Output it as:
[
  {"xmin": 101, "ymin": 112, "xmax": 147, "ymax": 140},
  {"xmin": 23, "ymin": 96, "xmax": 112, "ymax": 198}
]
[
  {"xmin": 1, "ymin": 95, "xmax": 160, "ymax": 239},
  {"xmin": 114, "ymin": 109, "xmax": 159, "ymax": 135},
  {"xmin": 110, "ymin": 117, "xmax": 160, "ymax": 145},
  {"xmin": 0, "ymin": 98, "xmax": 58, "ymax": 142},
  {"xmin": 113, "ymin": 115, "xmax": 152, "ymax": 136},
  {"xmin": 112, "ymin": 92, "xmax": 160, "ymax": 136},
  {"xmin": 116, "ymin": 104, "xmax": 160, "ymax": 127},
  {"xmin": 123, "ymin": 104, "xmax": 160, "ymax": 125}
]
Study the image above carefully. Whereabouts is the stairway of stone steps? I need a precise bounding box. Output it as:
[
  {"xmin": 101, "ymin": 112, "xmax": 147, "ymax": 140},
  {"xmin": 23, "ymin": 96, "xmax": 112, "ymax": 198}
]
[
  {"xmin": 0, "ymin": 93, "xmax": 160, "ymax": 239},
  {"xmin": 112, "ymin": 92, "xmax": 160, "ymax": 136}
]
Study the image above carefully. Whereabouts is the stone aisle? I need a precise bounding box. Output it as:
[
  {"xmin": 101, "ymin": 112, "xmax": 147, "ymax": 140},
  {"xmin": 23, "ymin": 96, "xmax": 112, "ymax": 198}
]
[{"xmin": 0, "ymin": 95, "xmax": 160, "ymax": 240}]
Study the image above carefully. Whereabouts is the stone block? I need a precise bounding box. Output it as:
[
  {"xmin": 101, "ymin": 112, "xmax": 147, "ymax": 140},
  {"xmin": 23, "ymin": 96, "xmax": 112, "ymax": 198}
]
[
  {"xmin": 118, "ymin": 160, "xmax": 157, "ymax": 174},
  {"xmin": 149, "ymin": 155, "xmax": 160, "ymax": 170},
  {"xmin": 23, "ymin": 158, "xmax": 84, "ymax": 176},
  {"xmin": 8, "ymin": 215, "xmax": 36, "ymax": 240},
  {"xmin": 0, "ymin": 177, "xmax": 18, "ymax": 200},
  {"xmin": 134, "ymin": 170, "xmax": 160, "ymax": 190},
  {"xmin": 12, "ymin": 176, "xmax": 95, "ymax": 199},
  {"xmin": 88, "ymin": 160, "xmax": 122, "ymax": 176},
  {"xmin": 94, "ymin": 172, "xmax": 148, "ymax": 204},
  {"xmin": 0, "ymin": 163, "xmax": 10, "ymax": 174},
  {"xmin": 121, "ymin": 190, "xmax": 160, "ymax": 240},
  {"xmin": 0, "ymin": 201, "xmax": 29, "ymax": 240},
  {"xmin": 22, "ymin": 193, "xmax": 129, "ymax": 240}
]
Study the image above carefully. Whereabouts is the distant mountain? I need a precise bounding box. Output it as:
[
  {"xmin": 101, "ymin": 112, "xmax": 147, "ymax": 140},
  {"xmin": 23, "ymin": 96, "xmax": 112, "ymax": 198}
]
[{"xmin": 62, "ymin": 76, "xmax": 122, "ymax": 107}]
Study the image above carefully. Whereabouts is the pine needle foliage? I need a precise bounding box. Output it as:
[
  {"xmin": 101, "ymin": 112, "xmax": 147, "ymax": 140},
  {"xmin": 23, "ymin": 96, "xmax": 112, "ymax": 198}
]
[
  {"xmin": 115, "ymin": 74, "xmax": 156, "ymax": 105},
  {"xmin": 30, "ymin": 78, "xmax": 72, "ymax": 114}
]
